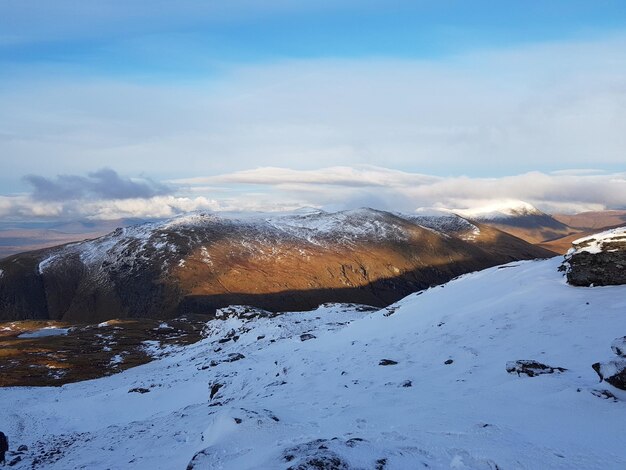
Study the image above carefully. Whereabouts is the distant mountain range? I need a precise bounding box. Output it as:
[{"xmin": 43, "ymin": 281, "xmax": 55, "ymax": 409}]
[{"xmin": 0, "ymin": 208, "xmax": 552, "ymax": 322}]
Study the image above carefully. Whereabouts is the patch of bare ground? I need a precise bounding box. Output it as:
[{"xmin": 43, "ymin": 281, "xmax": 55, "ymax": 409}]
[{"xmin": 0, "ymin": 317, "xmax": 206, "ymax": 387}]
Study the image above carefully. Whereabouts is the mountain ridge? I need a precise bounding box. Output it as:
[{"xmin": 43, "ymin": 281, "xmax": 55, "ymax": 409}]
[{"xmin": 0, "ymin": 208, "xmax": 552, "ymax": 323}]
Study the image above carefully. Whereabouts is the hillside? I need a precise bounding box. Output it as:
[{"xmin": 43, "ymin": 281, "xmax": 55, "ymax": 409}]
[
  {"xmin": 0, "ymin": 208, "xmax": 552, "ymax": 323},
  {"xmin": 554, "ymin": 210, "xmax": 626, "ymax": 230},
  {"xmin": 1, "ymin": 256, "xmax": 625, "ymax": 469},
  {"xmin": 454, "ymin": 200, "xmax": 576, "ymax": 244}
]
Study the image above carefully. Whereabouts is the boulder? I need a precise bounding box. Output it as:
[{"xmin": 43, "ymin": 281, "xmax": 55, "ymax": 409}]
[
  {"xmin": 563, "ymin": 228, "xmax": 626, "ymax": 287},
  {"xmin": 592, "ymin": 360, "xmax": 626, "ymax": 390},
  {"xmin": 379, "ymin": 359, "xmax": 398, "ymax": 366}
]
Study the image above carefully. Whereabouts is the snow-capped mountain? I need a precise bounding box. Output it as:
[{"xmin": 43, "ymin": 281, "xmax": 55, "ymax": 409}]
[
  {"xmin": 453, "ymin": 199, "xmax": 545, "ymax": 220},
  {"xmin": 1, "ymin": 253, "xmax": 625, "ymax": 469},
  {"xmin": 0, "ymin": 208, "xmax": 552, "ymax": 323},
  {"xmin": 452, "ymin": 200, "xmax": 575, "ymax": 245}
]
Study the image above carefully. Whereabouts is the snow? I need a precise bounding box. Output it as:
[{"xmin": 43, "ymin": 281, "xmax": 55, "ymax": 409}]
[
  {"xmin": 403, "ymin": 210, "xmax": 480, "ymax": 240},
  {"xmin": 268, "ymin": 208, "xmax": 409, "ymax": 245},
  {"xmin": 568, "ymin": 226, "xmax": 626, "ymax": 255},
  {"xmin": 17, "ymin": 327, "xmax": 70, "ymax": 339},
  {"xmin": 453, "ymin": 199, "xmax": 544, "ymax": 220},
  {"xmin": 2, "ymin": 258, "xmax": 626, "ymax": 469},
  {"xmin": 109, "ymin": 354, "xmax": 125, "ymax": 366}
]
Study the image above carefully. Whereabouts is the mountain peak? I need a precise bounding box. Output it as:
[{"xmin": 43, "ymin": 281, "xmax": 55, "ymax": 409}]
[{"xmin": 453, "ymin": 200, "xmax": 545, "ymax": 220}]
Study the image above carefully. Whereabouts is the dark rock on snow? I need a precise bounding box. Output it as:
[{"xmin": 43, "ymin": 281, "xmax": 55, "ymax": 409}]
[
  {"xmin": 379, "ymin": 359, "xmax": 398, "ymax": 366},
  {"xmin": 506, "ymin": 360, "xmax": 567, "ymax": 377},
  {"xmin": 592, "ymin": 360, "xmax": 626, "ymax": 391},
  {"xmin": 611, "ymin": 337, "xmax": 626, "ymax": 357}
]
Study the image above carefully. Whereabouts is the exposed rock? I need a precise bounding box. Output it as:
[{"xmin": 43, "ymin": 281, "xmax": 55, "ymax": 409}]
[
  {"xmin": 444, "ymin": 359, "xmax": 454, "ymax": 365},
  {"xmin": 591, "ymin": 389, "xmax": 619, "ymax": 402},
  {"xmin": 611, "ymin": 337, "xmax": 626, "ymax": 357},
  {"xmin": 209, "ymin": 382, "xmax": 223, "ymax": 400},
  {"xmin": 282, "ymin": 439, "xmax": 360, "ymax": 470},
  {"xmin": 209, "ymin": 353, "xmax": 245, "ymax": 367},
  {"xmin": 300, "ymin": 333, "xmax": 316, "ymax": 341},
  {"xmin": 592, "ymin": 360, "xmax": 626, "ymax": 390},
  {"xmin": 506, "ymin": 360, "xmax": 567, "ymax": 377},
  {"xmin": 400, "ymin": 380, "xmax": 412, "ymax": 387},
  {"xmin": 215, "ymin": 305, "xmax": 275, "ymax": 320},
  {"xmin": 17, "ymin": 445, "xmax": 28, "ymax": 452},
  {"xmin": 128, "ymin": 387, "xmax": 150, "ymax": 394},
  {"xmin": 379, "ymin": 359, "xmax": 398, "ymax": 366},
  {"xmin": 563, "ymin": 227, "xmax": 626, "ymax": 287}
]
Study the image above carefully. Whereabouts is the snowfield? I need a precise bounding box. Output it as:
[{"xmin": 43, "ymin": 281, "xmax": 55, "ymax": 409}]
[{"xmin": 1, "ymin": 257, "xmax": 625, "ymax": 469}]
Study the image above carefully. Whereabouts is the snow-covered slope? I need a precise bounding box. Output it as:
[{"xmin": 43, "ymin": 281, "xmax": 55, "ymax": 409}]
[
  {"xmin": 2, "ymin": 257, "xmax": 625, "ymax": 469},
  {"xmin": 453, "ymin": 200, "xmax": 545, "ymax": 221},
  {"xmin": 450, "ymin": 200, "xmax": 574, "ymax": 245},
  {"xmin": 402, "ymin": 209, "xmax": 480, "ymax": 241}
]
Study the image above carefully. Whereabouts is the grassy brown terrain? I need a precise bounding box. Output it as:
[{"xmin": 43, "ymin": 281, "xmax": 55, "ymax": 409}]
[
  {"xmin": 554, "ymin": 210, "xmax": 626, "ymax": 230},
  {"xmin": 0, "ymin": 318, "xmax": 206, "ymax": 387}
]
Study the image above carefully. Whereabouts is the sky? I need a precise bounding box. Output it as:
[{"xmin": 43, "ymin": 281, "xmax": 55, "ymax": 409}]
[{"xmin": 1, "ymin": 1, "xmax": 626, "ymax": 220}]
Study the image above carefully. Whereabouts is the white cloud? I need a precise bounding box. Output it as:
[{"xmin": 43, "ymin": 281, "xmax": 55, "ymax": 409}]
[
  {"xmin": 2, "ymin": 166, "xmax": 626, "ymax": 219},
  {"xmin": 2, "ymin": 34, "xmax": 626, "ymax": 190},
  {"xmin": 0, "ymin": 195, "xmax": 220, "ymax": 220},
  {"xmin": 175, "ymin": 166, "xmax": 626, "ymax": 214}
]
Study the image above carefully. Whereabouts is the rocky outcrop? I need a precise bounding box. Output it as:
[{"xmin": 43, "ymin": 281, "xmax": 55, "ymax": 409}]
[{"xmin": 563, "ymin": 227, "xmax": 626, "ymax": 287}]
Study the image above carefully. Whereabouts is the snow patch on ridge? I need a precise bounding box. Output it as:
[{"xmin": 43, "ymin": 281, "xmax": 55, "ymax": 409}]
[{"xmin": 569, "ymin": 226, "xmax": 626, "ymax": 255}]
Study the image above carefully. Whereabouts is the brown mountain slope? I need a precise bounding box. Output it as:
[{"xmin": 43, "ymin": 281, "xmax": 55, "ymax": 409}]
[
  {"xmin": 474, "ymin": 214, "xmax": 577, "ymax": 245},
  {"xmin": 554, "ymin": 210, "xmax": 626, "ymax": 231},
  {"xmin": 0, "ymin": 209, "xmax": 553, "ymax": 323}
]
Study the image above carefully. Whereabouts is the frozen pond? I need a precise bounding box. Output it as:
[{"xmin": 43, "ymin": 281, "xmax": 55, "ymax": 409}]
[{"xmin": 18, "ymin": 327, "xmax": 70, "ymax": 339}]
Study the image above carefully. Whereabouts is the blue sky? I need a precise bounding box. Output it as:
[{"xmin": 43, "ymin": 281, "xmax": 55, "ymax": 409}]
[
  {"xmin": 1, "ymin": 1, "xmax": 626, "ymax": 218},
  {"xmin": 3, "ymin": 1, "xmax": 626, "ymax": 78}
]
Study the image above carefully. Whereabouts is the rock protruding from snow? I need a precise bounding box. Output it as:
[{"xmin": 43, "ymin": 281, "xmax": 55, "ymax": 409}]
[
  {"xmin": 611, "ymin": 337, "xmax": 626, "ymax": 357},
  {"xmin": 591, "ymin": 335, "xmax": 626, "ymax": 391},
  {"xmin": 215, "ymin": 305, "xmax": 275, "ymax": 320},
  {"xmin": 592, "ymin": 360, "xmax": 626, "ymax": 390},
  {"xmin": 506, "ymin": 360, "xmax": 567, "ymax": 377},
  {"xmin": 563, "ymin": 226, "xmax": 626, "ymax": 286}
]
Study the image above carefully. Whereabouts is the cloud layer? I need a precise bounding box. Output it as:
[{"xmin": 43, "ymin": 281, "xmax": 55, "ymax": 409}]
[
  {"xmin": 24, "ymin": 168, "xmax": 171, "ymax": 201},
  {"xmin": 2, "ymin": 167, "xmax": 625, "ymax": 221},
  {"xmin": 176, "ymin": 166, "xmax": 626, "ymax": 214}
]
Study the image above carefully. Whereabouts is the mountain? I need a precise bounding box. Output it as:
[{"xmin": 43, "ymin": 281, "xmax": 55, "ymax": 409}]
[
  {"xmin": 454, "ymin": 200, "xmax": 577, "ymax": 244},
  {"xmin": 1, "ymin": 255, "xmax": 625, "ymax": 469},
  {"xmin": 554, "ymin": 210, "xmax": 626, "ymax": 230},
  {"xmin": 0, "ymin": 208, "xmax": 552, "ymax": 323}
]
